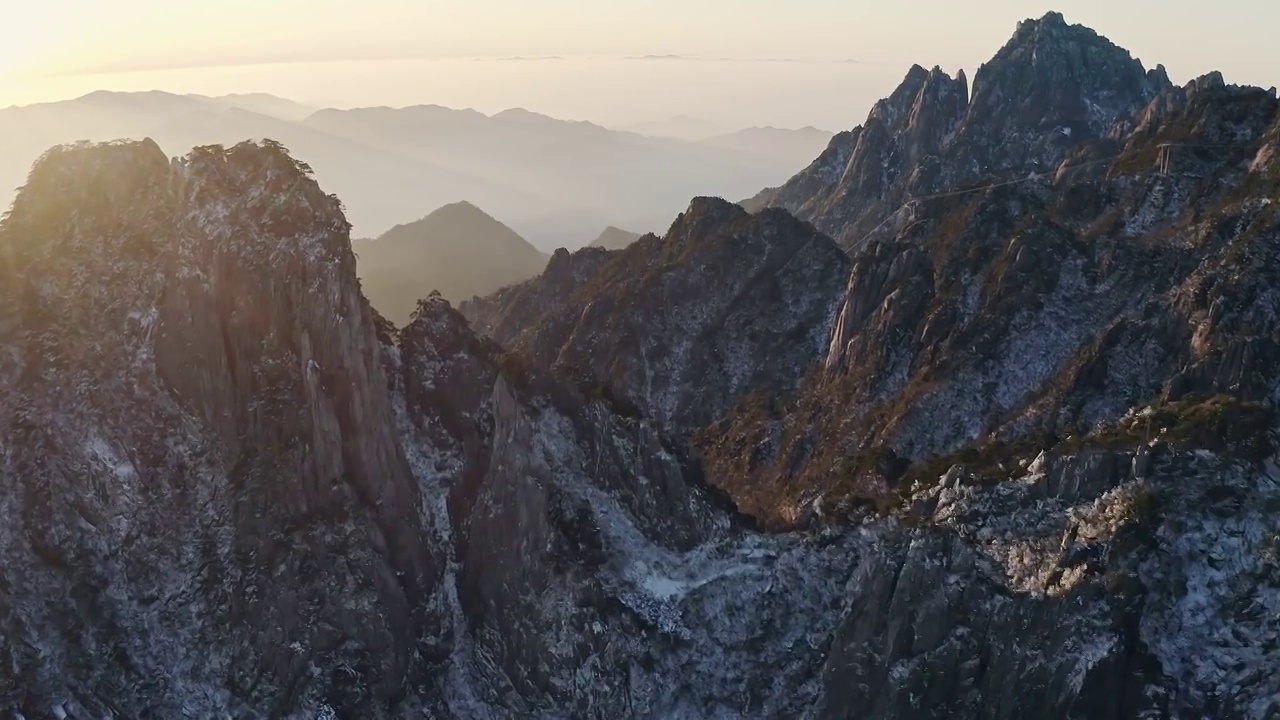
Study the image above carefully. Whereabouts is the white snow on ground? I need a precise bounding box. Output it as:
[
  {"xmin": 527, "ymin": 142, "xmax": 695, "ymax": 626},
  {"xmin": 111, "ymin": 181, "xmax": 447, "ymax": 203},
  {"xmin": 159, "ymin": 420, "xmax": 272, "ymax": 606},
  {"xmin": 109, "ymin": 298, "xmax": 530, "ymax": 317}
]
[
  {"xmin": 82, "ymin": 433, "xmax": 138, "ymax": 482},
  {"xmin": 385, "ymin": 346, "xmax": 504, "ymax": 718},
  {"xmin": 1140, "ymin": 461, "xmax": 1280, "ymax": 718},
  {"xmin": 465, "ymin": 397, "xmax": 861, "ymax": 716}
]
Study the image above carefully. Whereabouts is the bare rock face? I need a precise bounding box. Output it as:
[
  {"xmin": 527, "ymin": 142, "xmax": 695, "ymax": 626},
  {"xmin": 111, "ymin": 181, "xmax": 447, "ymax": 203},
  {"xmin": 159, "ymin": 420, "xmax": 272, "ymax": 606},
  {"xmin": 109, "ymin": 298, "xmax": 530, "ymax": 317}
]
[
  {"xmin": 750, "ymin": 12, "xmax": 1170, "ymax": 248},
  {"xmin": 460, "ymin": 244, "xmax": 618, "ymax": 349},
  {"xmin": 948, "ymin": 12, "xmax": 1168, "ymax": 183},
  {"xmin": 439, "ymin": 15, "xmax": 1280, "ymax": 717},
  {"xmin": 5, "ymin": 13, "xmax": 1280, "ymax": 720},
  {"xmin": 749, "ymin": 64, "xmax": 968, "ymax": 243},
  {"xmin": 699, "ymin": 25, "xmax": 1280, "ymax": 531},
  {"xmin": 390, "ymin": 296, "xmax": 861, "ymax": 719},
  {"xmin": 411, "ymin": 298, "xmax": 1280, "ymax": 719},
  {"xmin": 0, "ymin": 140, "xmax": 445, "ymax": 718},
  {"xmin": 462, "ymin": 197, "xmax": 851, "ymax": 434}
]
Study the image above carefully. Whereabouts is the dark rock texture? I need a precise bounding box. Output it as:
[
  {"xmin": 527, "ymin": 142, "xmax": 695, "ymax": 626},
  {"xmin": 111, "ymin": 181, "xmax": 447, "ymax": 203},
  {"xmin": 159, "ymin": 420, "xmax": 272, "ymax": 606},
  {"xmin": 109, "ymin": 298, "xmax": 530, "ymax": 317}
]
[
  {"xmin": 463, "ymin": 197, "xmax": 851, "ymax": 434},
  {"xmin": 390, "ymin": 295, "xmax": 860, "ymax": 720},
  {"xmin": 0, "ymin": 140, "xmax": 446, "ymax": 718},
  {"xmin": 699, "ymin": 22, "xmax": 1280, "ymax": 531},
  {"xmin": 4, "ymin": 12, "xmax": 1280, "ymax": 720},
  {"xmin": 461, "ymin": 244, "xmax": 619, "ymax": 351},
  {"xmin": 749, "ymin": 12, "xmax": 1171, "ymax": 249}
]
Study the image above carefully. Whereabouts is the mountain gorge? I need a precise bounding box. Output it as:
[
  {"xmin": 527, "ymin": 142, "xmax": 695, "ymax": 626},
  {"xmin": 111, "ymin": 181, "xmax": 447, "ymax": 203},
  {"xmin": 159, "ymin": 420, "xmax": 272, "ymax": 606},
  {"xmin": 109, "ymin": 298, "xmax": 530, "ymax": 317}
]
[{"xmin": 3, "ymin": 11, "xmax": 1280, "ymax": 720}]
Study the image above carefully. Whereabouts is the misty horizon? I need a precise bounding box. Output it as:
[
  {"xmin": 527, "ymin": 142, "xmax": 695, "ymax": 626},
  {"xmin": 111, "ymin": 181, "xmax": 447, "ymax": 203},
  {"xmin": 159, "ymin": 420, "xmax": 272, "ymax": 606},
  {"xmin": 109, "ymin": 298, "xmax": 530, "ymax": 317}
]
[
  {"xmin": 5, "ymin": 1, "xmax": 1278, "ymax": 131},
  {"xmin": 5, "ymin": 56, "xmax": 892, "ymax": 131},
  {"xmin": 0, "ymin": 86, "xmax": 839, "ymax": 137},
  {"xmin": 0, "ymin": 87, "xmax": 838, "ymax": 254}
]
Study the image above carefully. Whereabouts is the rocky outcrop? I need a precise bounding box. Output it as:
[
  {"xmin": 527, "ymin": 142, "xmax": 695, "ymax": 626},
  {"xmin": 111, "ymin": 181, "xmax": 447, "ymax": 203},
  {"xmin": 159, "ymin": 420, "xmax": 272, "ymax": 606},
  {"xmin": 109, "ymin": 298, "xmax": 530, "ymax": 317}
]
[
  {"xmin": 464, "ymin": 197, "xmax": 851, "ymax": 434},
  {"xmin": 0, "ymin": 140, "xmax": 445, "ymax": 718},
  {"xmin": 946, "ymin": 12, "xmax": 1167, "ymax": 183},
  {"xmin": 409, "ymin": 295, "xmax": 1280, "ymax": 718},
  {"xmin": 750, "ymin": 64, "xmax": 969, "ymax": 244},
  {"xmin": 460, "ymin": 244, "xmax": 619, "ymax": 350}
]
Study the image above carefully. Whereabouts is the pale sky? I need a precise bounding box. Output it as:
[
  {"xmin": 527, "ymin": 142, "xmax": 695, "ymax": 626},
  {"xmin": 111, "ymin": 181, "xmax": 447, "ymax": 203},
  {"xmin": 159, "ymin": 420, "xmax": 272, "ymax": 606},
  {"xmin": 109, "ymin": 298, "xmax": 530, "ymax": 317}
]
[{"xmin": 2, "ymin": 1, "xmax": 1277, "ymax": 129}]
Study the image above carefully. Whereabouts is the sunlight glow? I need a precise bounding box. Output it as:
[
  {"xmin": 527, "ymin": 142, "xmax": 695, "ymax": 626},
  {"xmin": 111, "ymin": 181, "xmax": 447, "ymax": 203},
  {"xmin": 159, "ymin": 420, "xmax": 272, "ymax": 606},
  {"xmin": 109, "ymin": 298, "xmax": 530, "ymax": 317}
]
[{"xmin": 1, "ymin": 0, "xmax": 1277, "ymax": 124}]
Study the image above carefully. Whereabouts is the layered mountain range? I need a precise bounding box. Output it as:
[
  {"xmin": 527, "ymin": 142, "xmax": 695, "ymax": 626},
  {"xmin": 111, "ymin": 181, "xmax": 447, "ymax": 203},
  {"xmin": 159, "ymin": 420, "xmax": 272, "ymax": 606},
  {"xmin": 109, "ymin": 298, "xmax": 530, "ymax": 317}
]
[
  {"xmin": 0, "ymin": 93, "xmax": 828, "ymax": 248},
  {"xmin": 4, "ymin": 11, "xmax": 1280, "ymax": 720}
]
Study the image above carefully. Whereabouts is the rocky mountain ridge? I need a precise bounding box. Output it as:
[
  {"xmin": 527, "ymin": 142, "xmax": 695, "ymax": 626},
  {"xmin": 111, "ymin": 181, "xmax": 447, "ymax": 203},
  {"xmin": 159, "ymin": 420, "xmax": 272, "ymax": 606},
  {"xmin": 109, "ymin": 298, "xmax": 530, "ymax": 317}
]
[
  {"xmin": 699, "ymin": 62, "xmax": 1280, "ymax": 531},
  {"xmin": 462, "ymin": 197, "xmax": 851, "ymax": 433},
  {"xmin": 0, "ymin": 139, "xmax": 445, "ymax": 716},
  {"xmin": 450, "ymin": 13, "xmax": 1280, "ymax": 716},
  {"xmin": 746, "ymin": 11, "xmax": 1176, "ymax": 248},
  {"xmin": 3, "ymin": 10, "xmax": 1280, "ymax": 720},
  {"xmin": 479, "ymin": 11, "xmax": 1280, "ymax": 529}
]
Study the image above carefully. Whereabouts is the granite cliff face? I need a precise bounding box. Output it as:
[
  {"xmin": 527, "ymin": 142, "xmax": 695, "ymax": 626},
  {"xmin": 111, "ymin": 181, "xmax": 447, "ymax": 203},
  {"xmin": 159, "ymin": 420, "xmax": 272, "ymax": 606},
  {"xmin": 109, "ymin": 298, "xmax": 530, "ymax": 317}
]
[
  {"xmin": 701, "ymin": 62, "xmax": 1280, "ymax": 531},
  {"xmin": 462, "ymin": 198, "xmax": 851, "ymax": 433},
  {"xmin": 747, "ymin": 12, "xmax": 1172, "ymax": 248},
  {"xmin": 0, "ymin": 140, "xmax": 445, "ymax": 717},
  {"xmin": 4, "ymin": 11, "xmax": 1280, "ymax": 720},
  {"xmin": 391, "ymin": 298, "xmax": 860, "ymax": 719}
]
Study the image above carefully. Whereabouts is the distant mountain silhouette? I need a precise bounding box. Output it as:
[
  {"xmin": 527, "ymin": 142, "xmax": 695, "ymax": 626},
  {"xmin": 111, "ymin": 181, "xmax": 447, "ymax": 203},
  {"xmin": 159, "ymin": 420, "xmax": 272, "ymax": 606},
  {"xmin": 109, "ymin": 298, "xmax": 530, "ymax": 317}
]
[
  {"xmin": 588, "ymin": 226, "xmax": 643, "ymax": 250},
  {"xmin": 0, "ymin": 91, "xmax": 830, "ymax": 248},
  {"xmin": 204, "ymin": 93, "xmax": 316, "ymax": 121},
  {"xmin": 619, "ymin": 115, "xmax": 727, "ymax": 140},
  {"xmin": 355, "ymin": 201, "xmax": 549, "ymax": 324},
  {"xmin": 701, "ymin": 126, "xmax": 834, "ymax": 166}
]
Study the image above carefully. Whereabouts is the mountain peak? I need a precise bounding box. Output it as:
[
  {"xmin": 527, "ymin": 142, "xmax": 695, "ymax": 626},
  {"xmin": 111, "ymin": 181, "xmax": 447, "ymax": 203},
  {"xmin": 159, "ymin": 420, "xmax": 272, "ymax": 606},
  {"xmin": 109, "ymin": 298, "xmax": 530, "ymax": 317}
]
[
  {"xmin": 684, "ymin": 195, "xmax": 747, "ymax": 219},
  {"xmin": 589, "ymin": 226, "xmax": 643, "ymax": 250},
  {"xmin": 427, "ymin": 200, "xmax": 492, "ymax": 221},
  {"xmin": 1189, "ymin": 70, "xmax": 1227, "ymax": 92},
  {"xmin": 360, "ymin": 201, "xmax": 548, "ymax": 324},
  {"xmin": 756, "ymin": 14, "xmax": 1176, "ymax": 246},
  {"xmin": 406, "ymin": 289, "xmax": 469, "ymax": 338},
  {"xmin": 1, "ymin": 137, "xmax": 442, "ymax": 715},
  {"xmin": 671, "ymin": 196, "xmax": 750, "ymax": 241},
  {"xmin": 1031, "ymin": 9, "xmax": 1067, "ymax": 27},
  {"xmin": 24, "ymin": 136, "xmax": 168, "ymax": 178},
  {"xmin": 386, "ymin": 201, "xmax": 533, "ymax": 249},
  {"xmin": 1011, "ymin": 10, "xmax": 1086, "ymax": 40},
  {"xmin": 493, "ymin": 107, "xmax": 557, "ymax": 124},
  {"xmin": 992, "ymin": 10, "xmax": 1142, "ymax": 80},
  {"xmin": 10, "ymin": 138, "xmax": 344, "ymax": 259},
  {"xmin": 464, "ymin": 198, "xmax": 848, "ymax": 431},
  {"xmin": 944, "ymin": 11, "xmax": 1163, "ymax": 179}
]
